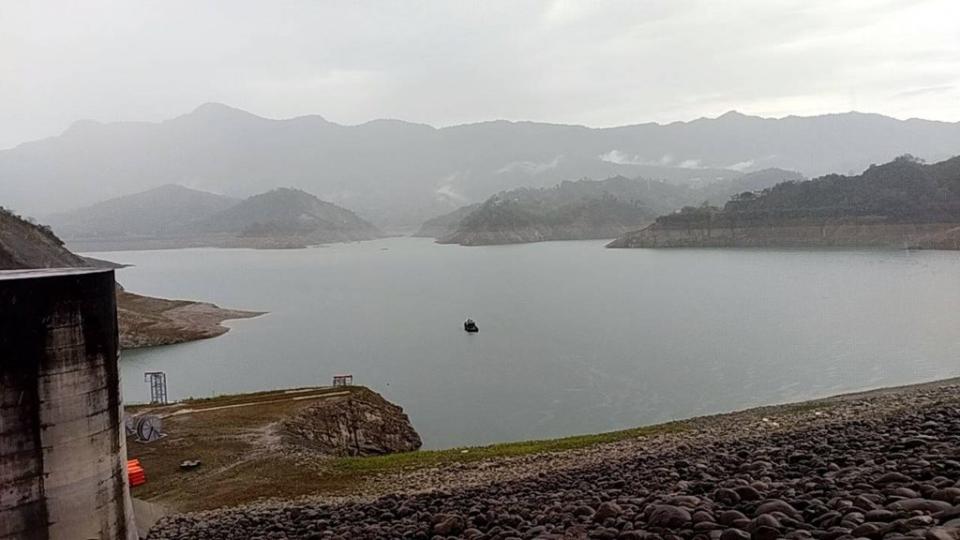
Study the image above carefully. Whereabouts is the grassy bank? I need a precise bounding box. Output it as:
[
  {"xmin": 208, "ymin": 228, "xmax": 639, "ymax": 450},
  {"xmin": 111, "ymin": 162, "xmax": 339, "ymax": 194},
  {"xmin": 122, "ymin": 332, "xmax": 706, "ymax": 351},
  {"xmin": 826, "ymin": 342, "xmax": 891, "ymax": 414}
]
[
  {"xmin": 132, "ymin": 378, "xmax": 951, "ymax": 512},
  {"xmin": 126, "ymin": 386, "xmax": 690, "ymax": 511},
  {"xmin": 334, "ymin": 421, "xmax": 688, "ymax": 474}
]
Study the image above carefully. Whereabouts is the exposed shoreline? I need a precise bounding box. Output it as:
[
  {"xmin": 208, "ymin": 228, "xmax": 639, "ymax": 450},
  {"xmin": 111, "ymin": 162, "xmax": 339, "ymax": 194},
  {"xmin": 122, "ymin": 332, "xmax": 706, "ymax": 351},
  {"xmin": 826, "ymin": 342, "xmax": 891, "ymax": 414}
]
[
  {"xmin": 145, "ymin": 375, "xmax": 960, "ymax": 535},
  {"xmin": 117, "ymin": 290, "xmax": 264, "ymax": 349},
  {"xmin": 150, "ymin": 376, "xmax": 960, "ymax": 538},
  {"xmin": 437, "ymin": 225, "xmax": 648, "ymax": 246},
  {"xmin": 608, "ymin": 220, "xmax": 960, "ymax": 249},
  {"xmin": 318, "ymin": 375, "xmax": 960, "ymax": 501},
  {"xmin": 70, "ymin": 235, "xmax": 347, "ymax": 252}
]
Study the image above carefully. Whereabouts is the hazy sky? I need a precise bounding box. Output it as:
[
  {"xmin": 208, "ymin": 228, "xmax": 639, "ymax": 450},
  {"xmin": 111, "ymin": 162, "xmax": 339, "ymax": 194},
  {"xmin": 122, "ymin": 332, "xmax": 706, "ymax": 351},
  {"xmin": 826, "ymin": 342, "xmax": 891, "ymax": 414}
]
[{"xmin": 1, "ymin": 0, "xmax": 959, "ymax": 149}]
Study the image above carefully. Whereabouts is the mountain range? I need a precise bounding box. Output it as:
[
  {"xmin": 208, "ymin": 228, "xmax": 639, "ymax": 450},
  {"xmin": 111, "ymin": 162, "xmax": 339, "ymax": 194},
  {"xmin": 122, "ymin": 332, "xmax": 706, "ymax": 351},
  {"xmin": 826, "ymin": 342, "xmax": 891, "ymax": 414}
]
[{"xmin": 4, "ymin": 104, "xmax": 960, "ymax": 228}]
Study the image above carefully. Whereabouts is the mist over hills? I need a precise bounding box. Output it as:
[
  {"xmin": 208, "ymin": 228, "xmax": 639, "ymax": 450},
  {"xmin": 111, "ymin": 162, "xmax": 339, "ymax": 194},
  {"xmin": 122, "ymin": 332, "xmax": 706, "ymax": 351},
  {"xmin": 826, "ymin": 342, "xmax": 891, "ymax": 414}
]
[
  {"xmin": 714, "ymin": 155, "xmax": 960, "ymax": 222},
  {"xmin": 46, "ymin": 184, "xmax": 239, "ymax": 240},
  {"xmin": 426, "ymin": 169, "xmax": 804, "ymax": 245},
  {"xmin": 696, "ymin": 168, "xmax": 806, "ymax": 205},
  {"xmin": 194, "ymin": 187, "xmax": 382, "ymax": 242},
  {"xmin": 3, "ymin": 103, "xmax": 960, "ymax": 227},
  {"xmin": 435, "ymin": 176, "xmax": 687, "ymax": 246},
  {"xmin": 414, "ymin": 204, "xmax": 482, "ymax": 238}
]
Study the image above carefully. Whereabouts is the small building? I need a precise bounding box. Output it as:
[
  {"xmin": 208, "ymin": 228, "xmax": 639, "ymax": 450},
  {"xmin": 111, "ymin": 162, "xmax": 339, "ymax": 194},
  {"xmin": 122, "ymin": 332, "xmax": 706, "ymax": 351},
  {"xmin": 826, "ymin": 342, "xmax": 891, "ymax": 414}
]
[{"xmin": 332, "ymin": 374, "xmax": 353, "ymax": 387}]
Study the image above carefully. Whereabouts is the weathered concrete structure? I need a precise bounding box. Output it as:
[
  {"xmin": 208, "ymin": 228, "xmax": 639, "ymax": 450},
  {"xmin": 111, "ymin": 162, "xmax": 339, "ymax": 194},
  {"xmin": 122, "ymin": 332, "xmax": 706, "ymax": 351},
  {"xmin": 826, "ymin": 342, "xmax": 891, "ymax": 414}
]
[{"xmin": 0, "ymin": 268, "xmax": 137, "ymax": 540}]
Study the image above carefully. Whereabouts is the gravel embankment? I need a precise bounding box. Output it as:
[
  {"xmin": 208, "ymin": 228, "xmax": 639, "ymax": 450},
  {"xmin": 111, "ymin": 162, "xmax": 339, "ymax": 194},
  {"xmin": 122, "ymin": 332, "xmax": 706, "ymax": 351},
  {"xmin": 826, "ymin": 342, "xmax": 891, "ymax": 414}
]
[{"xmin": 148, "ymin": 380, "xmax": 960, "ymax": 540}]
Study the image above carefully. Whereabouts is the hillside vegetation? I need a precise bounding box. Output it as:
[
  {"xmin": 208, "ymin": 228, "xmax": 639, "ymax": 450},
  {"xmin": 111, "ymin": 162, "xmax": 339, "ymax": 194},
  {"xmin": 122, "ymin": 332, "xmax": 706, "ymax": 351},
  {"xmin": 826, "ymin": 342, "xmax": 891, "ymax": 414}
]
[
  {"xmin": 0, "ymin": 207, "xmax": 87, "ymax": 268},
  {"xmin": 658, "ymin": 155, "xmax": 960, "ymax": 227},
  {"xmin": 435, "ymin": 177, "xmax": 684, "ymax": 245},
  {"xmin": 609, "ymin": 155, "xmax": 960, "ymax": 249},
  {"xmin": 430, "ymin": 170, "xmax": 802, "ymax": 246}
]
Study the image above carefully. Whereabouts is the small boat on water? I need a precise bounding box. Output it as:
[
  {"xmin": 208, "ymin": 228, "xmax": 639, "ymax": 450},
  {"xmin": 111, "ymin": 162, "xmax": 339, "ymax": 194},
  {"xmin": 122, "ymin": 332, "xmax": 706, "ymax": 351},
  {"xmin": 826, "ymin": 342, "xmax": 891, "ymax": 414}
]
[{"xmin": 464, "ymin": 318, "xmax": 479, "ymax": 333}]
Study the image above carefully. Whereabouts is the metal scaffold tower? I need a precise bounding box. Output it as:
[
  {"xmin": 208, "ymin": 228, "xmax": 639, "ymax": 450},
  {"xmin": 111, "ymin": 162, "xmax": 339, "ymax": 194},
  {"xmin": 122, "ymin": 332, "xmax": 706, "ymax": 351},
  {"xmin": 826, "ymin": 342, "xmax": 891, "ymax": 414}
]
[{"xmin": 144, "ymin": 371, "xmax": 168, "ymax": 405}]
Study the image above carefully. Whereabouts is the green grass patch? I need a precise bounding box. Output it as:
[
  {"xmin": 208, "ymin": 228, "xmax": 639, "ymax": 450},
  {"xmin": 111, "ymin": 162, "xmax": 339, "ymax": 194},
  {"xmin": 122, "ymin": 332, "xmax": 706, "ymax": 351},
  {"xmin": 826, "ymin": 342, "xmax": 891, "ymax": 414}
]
[{"xmin": 333, "ymin": 420, "xmax": 688, "ymax": 474}]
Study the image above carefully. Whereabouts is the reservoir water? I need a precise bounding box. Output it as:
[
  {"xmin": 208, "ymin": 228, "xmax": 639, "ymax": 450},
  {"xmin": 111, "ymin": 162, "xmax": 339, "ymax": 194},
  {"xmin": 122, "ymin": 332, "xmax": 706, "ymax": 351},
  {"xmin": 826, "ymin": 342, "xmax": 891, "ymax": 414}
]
[{"xmin": 106, "ymin": 238, "xmax": 960, "ymax": 449}]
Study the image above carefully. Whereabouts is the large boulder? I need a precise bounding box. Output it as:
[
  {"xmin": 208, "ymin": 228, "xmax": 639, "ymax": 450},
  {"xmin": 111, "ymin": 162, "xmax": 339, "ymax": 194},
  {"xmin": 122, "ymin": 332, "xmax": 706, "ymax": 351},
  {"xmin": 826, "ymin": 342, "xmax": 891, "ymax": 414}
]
[{"xmin": 281, "ymin": 387, "xmax": 422, "ymax": 456}]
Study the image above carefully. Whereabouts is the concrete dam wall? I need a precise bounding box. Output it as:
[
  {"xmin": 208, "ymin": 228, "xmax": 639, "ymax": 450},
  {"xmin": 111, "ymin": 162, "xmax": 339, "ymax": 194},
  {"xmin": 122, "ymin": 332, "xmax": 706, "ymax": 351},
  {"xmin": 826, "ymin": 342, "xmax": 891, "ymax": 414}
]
[{"xmin": 0, "ymin": 268, "xmax": 137, "ymax": 540}]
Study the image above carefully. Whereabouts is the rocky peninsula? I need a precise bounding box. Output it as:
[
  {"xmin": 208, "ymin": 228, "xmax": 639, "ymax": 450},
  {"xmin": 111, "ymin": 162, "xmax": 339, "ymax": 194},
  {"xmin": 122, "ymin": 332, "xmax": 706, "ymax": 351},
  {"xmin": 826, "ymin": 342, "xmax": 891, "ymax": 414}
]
[
  {"xmin": 116, "ymin": 289, "xmax": 262, "ymax": 349},
  {"xmin": 149, "ymin": 378, "xmax": 960, "ymax": 540},
  {"xmin": 127, "ymin": 386, "xmax": 421, "ymax": 513}
]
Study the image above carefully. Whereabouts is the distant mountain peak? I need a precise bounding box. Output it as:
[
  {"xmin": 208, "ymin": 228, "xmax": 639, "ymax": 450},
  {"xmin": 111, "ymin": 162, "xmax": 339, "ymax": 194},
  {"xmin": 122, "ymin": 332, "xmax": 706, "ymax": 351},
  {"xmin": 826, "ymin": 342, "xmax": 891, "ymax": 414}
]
[
  {"xmin": 261, "ymin": 187, "xmax": 312, "ymax": 198},
  {"xmin": 62, "ymin": 118, "xmax": 104, "ymax": 135},
  {"xmin": 192, "ymin": 102, "xmax": 242, "ymax": 114},
  {"xmin": 182, "ymin": 102, "xmax": 262, "ymax": 121},
  {"xmin": 107, "ymin": 183, "xmax": 231, "ymax": 201},
  {"xmin": 68, "ymin": 118, "xmax": 103, "ymax": 128},
  {"xmin": 716, "ymin": 110, "xmax": 754, "ymax": 121},
  {"xmin": 151, "ymin": 183, "xmax": 192, "ymax": 192}
]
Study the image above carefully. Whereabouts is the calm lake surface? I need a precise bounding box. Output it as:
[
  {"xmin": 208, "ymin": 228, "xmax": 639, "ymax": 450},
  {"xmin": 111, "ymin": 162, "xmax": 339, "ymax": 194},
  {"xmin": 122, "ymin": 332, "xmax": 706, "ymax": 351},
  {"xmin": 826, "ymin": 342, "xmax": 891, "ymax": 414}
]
[{"xmin": 103, "ymin": 238, "xmax": 960, "ymax": 449}]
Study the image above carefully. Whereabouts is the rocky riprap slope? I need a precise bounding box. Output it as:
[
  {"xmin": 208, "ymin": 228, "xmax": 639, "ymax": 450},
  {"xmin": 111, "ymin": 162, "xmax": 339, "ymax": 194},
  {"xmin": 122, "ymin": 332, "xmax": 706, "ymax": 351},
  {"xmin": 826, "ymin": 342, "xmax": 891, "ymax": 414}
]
[{"xmin": 149, "ymin": 382, "xmax": 960, "ymax": 540}]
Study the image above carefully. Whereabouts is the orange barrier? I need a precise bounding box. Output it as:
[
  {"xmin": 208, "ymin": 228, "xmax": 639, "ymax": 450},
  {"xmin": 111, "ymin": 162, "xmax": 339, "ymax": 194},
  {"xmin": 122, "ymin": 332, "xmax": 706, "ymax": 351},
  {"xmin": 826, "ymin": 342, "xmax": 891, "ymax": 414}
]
[{"xmin": 127, "ymin": 459, "xmax": 146, "ymax": 487}]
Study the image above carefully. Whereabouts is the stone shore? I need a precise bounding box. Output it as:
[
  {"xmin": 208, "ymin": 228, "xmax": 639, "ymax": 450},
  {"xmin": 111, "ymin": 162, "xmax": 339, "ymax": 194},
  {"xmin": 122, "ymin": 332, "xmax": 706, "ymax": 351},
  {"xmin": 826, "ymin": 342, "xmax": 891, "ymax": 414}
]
[
  {"xmin": 606, "ymin": 221, "xmax": 960, "ymax": 250},
  {"xmin": 148, "ymin": 378, "xmax": 960, "ymax": 540}
]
